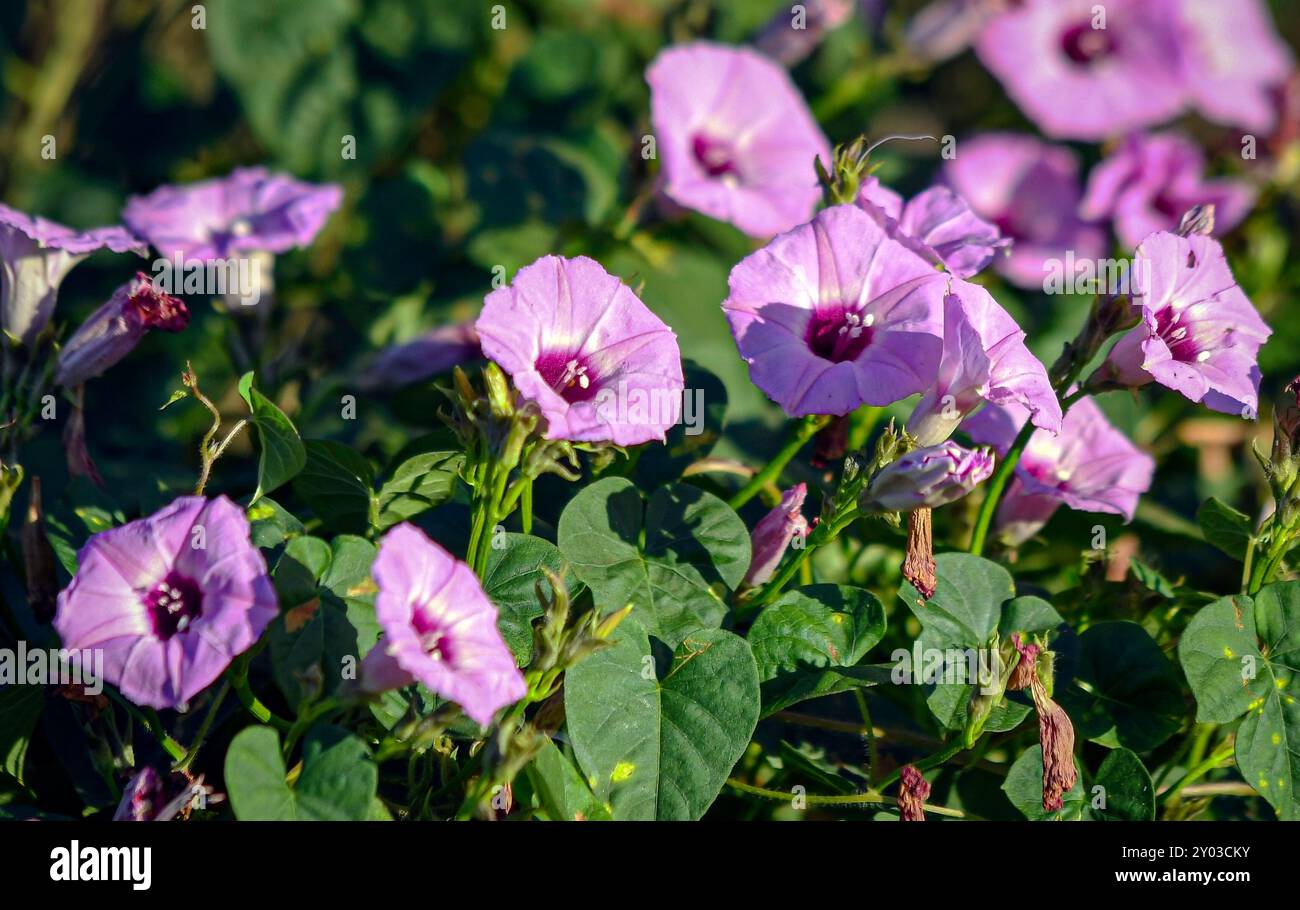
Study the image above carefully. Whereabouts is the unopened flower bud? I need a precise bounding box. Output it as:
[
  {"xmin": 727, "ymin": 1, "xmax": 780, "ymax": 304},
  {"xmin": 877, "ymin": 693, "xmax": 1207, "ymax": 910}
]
[
  {"xmin": 56, "ymin": 272, "xmax": 188, "ymax": 387},
  {"xmin": 897, "ymin": 765, "xmax": 931, "ymax": 821},
  {"xmin": 861, "ymin": 441, "xmax": 994, "ymax": 512},
  {"xmin": 744, "ymin": 483, "xmax": 809, "ymax": 586},
  {"xmin": 754, "ymin": 0, "xmax": 854, "ymax": 67}
]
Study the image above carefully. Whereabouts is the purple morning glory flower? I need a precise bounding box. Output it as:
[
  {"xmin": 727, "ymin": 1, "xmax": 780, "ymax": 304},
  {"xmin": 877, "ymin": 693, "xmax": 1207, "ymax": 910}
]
[
  {"xmin": 975, "ymin": 0, "xmax": 1187, "ymax": 141},
  {"xmin": 754, "ymin": 0, "xmax": 854, "ymax": 67},
  {"xmin": 646, "ymin": 42, "xmax": 831, "ymax": 238},
  {"xmin": 1177, "ymin": 0, "xmax": 1293, "ymax": 134},
  {"xmin": 907, "ymin": 280, "xmax": 1061, "ymax": 447},
  {"xmin": 857, "ymin": 177, "xmax": 1010, "ymax": 279},
  {"xmin": 861, "ymin": 441, "xmax": 995, "ymax": 512},
  {"xmin": 475, "ymin": 255, "xmax": 684, "ymax": 446},
  {"xmin": 359, "ymin": 321, "xmax": 480, "ymax": 392},
  {"xmin": 744, "ymin": 483, "xmax": 808, "ymax": 587},
  {"xmin": 1080, "ymin": 132, "xmax": 1256, "ymax": 249},
  {"xmin": 1098, "ymin": 232, "xmax": 1270, "ymax": 417},
  {"xmin": 358, "ymin": 523, "xmax": 526, "ymax": 727},
  {"xmin": 122, "ymin": 167, "xmax": 342, "ymax": 261},
  {"xmin": 113, "ymin": 766, "xmax": 219, "ymax": 821},
  {"xmin": 722, "ymin": 204, "xmax": 947, "ymax": 417},
  {"xmin": 0, "ymin": 204, "xmax": 147, "ymax": 345},
  {"xmin": 53, "ymin": 496, "xmax": 277, "ymax": 711},
  {"xmin": 945, "ymin": 133, "xmax": 1106, "ymax": 289},
  {"xmin": 965, "ymin": 397, "xmax": 1155, "ymax": 545},
  {"xmin": 56, "ymin": 272, "xmax": 189, "ymax": 387}
]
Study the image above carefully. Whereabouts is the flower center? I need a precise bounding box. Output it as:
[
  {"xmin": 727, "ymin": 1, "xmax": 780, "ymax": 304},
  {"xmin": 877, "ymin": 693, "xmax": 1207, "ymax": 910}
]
[
  {"xmin": 1060, "ymin": 21, "xmax": 1116, "ymax": 66},
  {"xmin": 412, "ymin": 613, "xmax": 456, "ymax": 665},
  {"xmin": 692, "ymin": 134, "xmax": 739, "ymax": 179},
  {"xmin": 144, "ymin": 572, "xmax": 203, "ymax": 639},
  {"xmin": 536, "ymin": 351, "xmax": 600, "ymax": 403},
  {"xmin": 806, "ymin": 307, "xmax": 874, "ymax": 363},
  {"xmin": 1154, "ymin": 306, "xmax": 1210, "ymax": 363}
]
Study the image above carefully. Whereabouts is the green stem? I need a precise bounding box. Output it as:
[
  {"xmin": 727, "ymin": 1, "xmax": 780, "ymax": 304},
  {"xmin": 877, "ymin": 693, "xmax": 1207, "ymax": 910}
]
[
  {"xmin": 725, "ymin": 778, "xmax": 971, "ymax": 819},
  {"xmin": 876, "ymin": 736, "xmax": 968, "ymax": 791},
  {"xmin": 749, "ymin": 501, "xmax": 861, "ymax": 612},
  {"xmin": 174, "ymin": 681, "xmax": 230, "ymax": 772},
  {"xmin": 521, "ymin": 477, "xmax": 533, "ymax": 535},
  {"xmin": 105, "ymin": 689, "xmax": 186, "ymax": 762},
  {"xmin": 854, "ymin": 690, "xmax": 878, "ymax": 786},
  {"xmin": 729, "ymin": 415, "xmax": 827, "ymax": 510},
  {"xmin": 231, "ymin": 671, "xmax": 291, "ymax": 732},
  {"xmin": 967, "ymin": 422, "xmax": 1035, "ymax": 556},
  {"xmin": 1158, "ymin": 740, "xmax": 1235, "ymax": 806}
]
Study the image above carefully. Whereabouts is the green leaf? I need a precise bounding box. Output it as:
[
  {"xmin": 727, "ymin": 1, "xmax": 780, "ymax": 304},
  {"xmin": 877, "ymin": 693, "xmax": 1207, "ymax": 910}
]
[
  {"xmin": 1003, "ymin": 746, "xmax": 1153, "ymax": 821},
  {"xmin": 1196, "ymin": 497, "xmax": 1253, "ymax": 560},
  {"xmin": 565, "ymin": 619, "xmax": 760, "ymax": 820},
  {"xmin": 226, "ymin": 725, "xmax": 378, "ymax": 821},
  {"xmin": 482, "ymin": 533, "xmax": 568, "ymax": 664},
  {"xmin": 293, "ymin": 440, "xmax": 376, "ymax": 534},
  {"xmin": 900, "ymin": 552, "xmax": 1013, "ymax": 648},
  {"xmin": 1179, "ymin": 584, "xmax": 1300, "ymax": 819},
  {"xmin": 747, "ymin": 584, "xmax": 887, "ymax": 717},
  {"xmin": 899, "ymin": 554, "xmax": 1029, "ymax": 732},
  {"xmin": 270, "ymin": 535, "xmax": 378, "ymax": 708},
  {"xmin": 374, "ymin": 451, "xmax": 463, "ymax": 530},
  {"xmin": 525, "ymin": 736, "xmax": 612, "ymax": 821},
  {"xmin": 558, "ymin": 477, "xmax": 750, "ymax": 647},
  {"xmin": 1060, "ymin": 622, "xmax": 1183, "ymax": 752},
  {"xmin": 0, "ymin": 685, "xmax": 44, "ymax": 785},
  {"xmin": 246, "ymin": 496, "xmax": 305, "ymax": 549},
  {"xmin": 1002, "ymin": 745, "xmax": 1086, "ymax": 821},
  {"xmin": 238, "ymin": 372, "xmax": 307, "ymax": 503}
]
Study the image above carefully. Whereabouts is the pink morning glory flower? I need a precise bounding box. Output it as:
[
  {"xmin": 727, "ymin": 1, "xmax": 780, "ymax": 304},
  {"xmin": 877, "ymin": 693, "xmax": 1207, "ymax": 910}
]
[
  {"xmin": 56, "ymin": 272, "xmax": 189, "ymax": 387},
  {"xmin": 646, "ymin": 42, "xmax": 831, "ymax": 238},
  {"xmin": 945, "ymin": 133, "xmax": 1106, "ymax": 289},
  {"xmin": 358, "ymin": 523, "xmax": 526, "ymax": 727},
  {"xmin": 1098, "ymin": 232, "xmax": 1271, "ymax": 417},
  {"xmin": 964, "ymin": 397, "xmax": 1155, "ymax": 545},
  {"xmin": 476, "ymin": 255, "xmax": 684, "ymax": 446},
  {"xmin": 861, "ymin": 441, "xmax": 995, "ymax": 512},
  {"xmin": 856, "ymin": 177, "xmax": 1010, "ymax": 279},
  {"xmin": 743, "ymin": 483, "xmax": 808, "ymax": 587},
  {"xmin": 975, "ymin": 0, "xmax": 1187, "ymax": 141},
  {"xmin": 1176, "ymin": 0, "xmax": 1293, "ymax": 134},
  {"xmin": 0, "ymin": 204, "xmax": 147, "ymax": 345},
  {"xmin": 1080, "ymin": 132, "xmax": 1256, "ymax": 249},
  {"xmin": 122, "ymin": 167, "xmax": 342, "ymax": 261},
  {"xmin": 53, "ymin": 496, "xmax": 277, "ymax": 711},
  {"xmin": 722, "ymin": 204, "xmax": 948, "ymax": 417},
  {"xmin": 907, "ymin": 280, "xmax": 1060, "ymax": 447}
]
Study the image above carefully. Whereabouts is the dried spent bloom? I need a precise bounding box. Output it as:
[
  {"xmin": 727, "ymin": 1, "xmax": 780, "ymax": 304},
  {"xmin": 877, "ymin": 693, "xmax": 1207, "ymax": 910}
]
[
  {"xmin": 56, "ymin": 272, "xmax": 189, "ymax": 387},
  {"xmin": 1177, "ymin": 0, "xmax": 1293, "ymax": 134},
  {"xmin": 646, "ymin": 42, "xmax": 831, "ymax": 238},
  {"xmin": 1080, "ymin": 133, "xmax": 1255, "ymax": 249},
  {"xmin": 902, "ymin": 507, "xmax": 937, "ymax": 600},
  {"xmin": 113, "ymin": 767, "xmax": 220, "ymax": 821},
  {"xmin": 862, "ymin": 441, "xmax": 995, "ymax": 512},
  {"xmin": 0, "ymin": 204, "xmax": 147, "ymax": 345},
  {"xmin": 856, "ymin": 177, "xmax": 1010, "ymax": 279},
  {"xmin": 743, "ymin": 483, "xmax": 808, "ymax": 587},
  {"xmin": 722, "ymin": 204, "xmax": 948, "ymax": 416},
  {"xmin": 753, "ymin": 0, "xmax": 854, "ymax": 67},
  {"xmin": 122, "ymin": 166, "xmax": 342, "ymax": 261},
  {"xmin": 358, "ymin": 523, "xmax": 527, "ymax": 727},
  {"xmin": 907, "ymin": 282, "xmax": 1060, "ymax": 447},
  {"xmin": 944, "ymin": 134, "xmax": 1105, "ymax": 289},
  {"xmin": 976, "ymin": 0, "xmax": 1186, "ymax": 141},
  {"xmin": 53, "ymin": 496, "xmax": 277, "ymax": 710},
  {"xmin": 1031, "ymin": 678, "xmax": 1078, "ymax": 812},
  {"xmin": 359, "ymin": 322, "xmax": 480, "ymax": 391},
  {"xmin": 475, "ymin": 255, "xmax": 684, "ymax": 446},
  {"xmin": 965, "ymin": 397, "xmax": 1155, "ymax": 546},
  {"xmin": 1007, "ymin": 633, "xmax": 1040, "ymax": 691},
  {"xmin": 1098, "ymin": 232, "xmax": 1270, "ymax": 417},
  {"xmin": 897, "ymin": 765, "xmax": 931, "ymax": 821}
]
